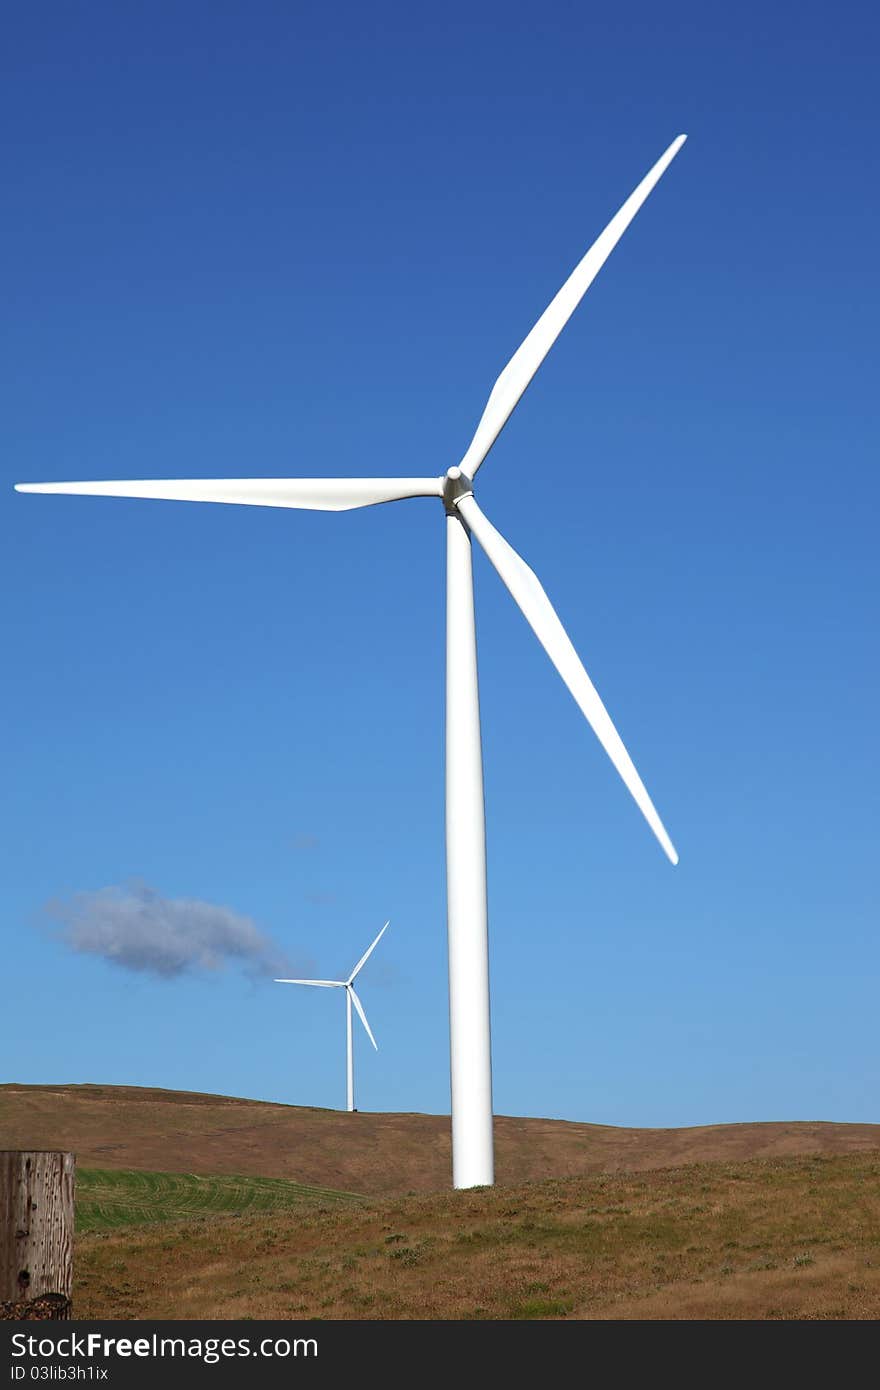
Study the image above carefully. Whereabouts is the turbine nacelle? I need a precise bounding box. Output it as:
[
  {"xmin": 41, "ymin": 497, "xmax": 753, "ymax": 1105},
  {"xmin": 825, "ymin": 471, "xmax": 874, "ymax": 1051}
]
[{"xmin": 442, "ymin": 466, "xmax": 474, "ymax": 514}]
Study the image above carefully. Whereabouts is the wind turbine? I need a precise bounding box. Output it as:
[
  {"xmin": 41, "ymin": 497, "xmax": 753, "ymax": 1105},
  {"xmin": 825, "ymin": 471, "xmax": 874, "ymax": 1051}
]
[
  {"xmin": 16, "ymin": 133, "xmax": 686, "ymax": 1190},
  {"xmin": 275, "ymin": 921, "xmax": 388, "ymax": 1113}
]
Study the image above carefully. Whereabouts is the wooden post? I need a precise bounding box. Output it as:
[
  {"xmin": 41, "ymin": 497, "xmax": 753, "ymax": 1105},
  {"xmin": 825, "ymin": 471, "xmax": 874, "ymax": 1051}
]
[{"xmin": 0, "ymin": 1152, "xmax": 75, "ymax": 1319}]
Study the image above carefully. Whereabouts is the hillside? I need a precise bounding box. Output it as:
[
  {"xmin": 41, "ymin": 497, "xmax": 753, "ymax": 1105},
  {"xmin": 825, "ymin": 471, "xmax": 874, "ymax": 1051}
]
[
  {"xmin": 74, "ymin": 1153, "xmax": 880, "ymax": 1319},
  {"xmin": 2, "ymin": 1083, "xmax": 879, "ymax": 1196}
]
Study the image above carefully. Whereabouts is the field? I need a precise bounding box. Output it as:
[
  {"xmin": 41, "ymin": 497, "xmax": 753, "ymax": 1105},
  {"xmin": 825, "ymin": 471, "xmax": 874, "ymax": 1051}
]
[
  {"xmin": 76, "ymin": 1168, "xmax": 364, "ymax": 1233},
  {"xmin": 3, "ymin": 1084, "xmax": 880, "ymax": 1319},
  {"xmin": 75, "ymin": 1153, "xmax": 880, "ymax": 1319}
]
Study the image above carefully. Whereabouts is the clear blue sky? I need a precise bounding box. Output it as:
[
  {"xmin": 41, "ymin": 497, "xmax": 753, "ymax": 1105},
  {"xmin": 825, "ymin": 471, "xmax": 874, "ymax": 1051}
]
[{"xmin": 3, "ymin": 1, "xmax": 878, "ymax": 1128}]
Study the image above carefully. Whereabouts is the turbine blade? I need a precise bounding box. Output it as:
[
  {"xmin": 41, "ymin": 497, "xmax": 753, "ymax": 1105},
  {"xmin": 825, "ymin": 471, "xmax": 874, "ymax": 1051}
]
[
  {"xmin": 347, "ymin": 921, "xmax": 389, "ymax": 983},
  {"xmin": 459, "ymin": 135, "xmax": 687, "ymax": 478},
  {"xmin": 349, "ymin": 986, "xmax": 378, "ymax": 1050},
  {"xmin": 274, "ymin": 979, "xmax": 343, "ymax": 987},
  {"xmin": 458, "ymin": 495, "xmax": 678, "ymax": 865},
  {"xmin": 14, "ymin": 477, "xmax": 443, "ymax": 512}
]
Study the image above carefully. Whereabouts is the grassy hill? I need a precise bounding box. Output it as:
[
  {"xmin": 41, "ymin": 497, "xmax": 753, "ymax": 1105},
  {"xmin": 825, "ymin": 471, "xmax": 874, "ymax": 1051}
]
[
  {"xmin": 3, "ymin": 1082, "xmax": 879, "ymax": 1196},
  {"xmin": 4, "ymin": 1085, "xmax": 880, "ymax": 1319},
  {"xmin": 74, "ymin": 1153, "xmax": 880, "ymax": 1319}
]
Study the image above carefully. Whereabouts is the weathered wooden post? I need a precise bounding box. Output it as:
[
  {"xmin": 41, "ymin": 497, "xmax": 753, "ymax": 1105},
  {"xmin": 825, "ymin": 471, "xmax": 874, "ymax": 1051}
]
[{"xmin": 0, "ymin": 1152, "xmax": 75, "ymax": 1319}]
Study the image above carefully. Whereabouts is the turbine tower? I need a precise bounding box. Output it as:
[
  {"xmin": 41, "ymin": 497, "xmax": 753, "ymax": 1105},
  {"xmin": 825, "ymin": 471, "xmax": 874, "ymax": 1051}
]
[
  {"xmin": 16, "ymin": 134, "xmax": 686, "ymax": 1189},
  {"xmin": 275, "ymin": 921, "xmax": 388, "ymax": 1113}
]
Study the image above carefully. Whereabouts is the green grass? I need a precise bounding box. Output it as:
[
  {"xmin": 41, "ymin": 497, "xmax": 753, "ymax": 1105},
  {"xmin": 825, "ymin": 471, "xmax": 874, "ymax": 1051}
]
[
  {"xmin": 508, "ymin": 1297, "xmax": 573, "ymax": 1319},
  {"xmin": 76, "ymin": 1168, "xmax": 365, "ymax": 1233}
]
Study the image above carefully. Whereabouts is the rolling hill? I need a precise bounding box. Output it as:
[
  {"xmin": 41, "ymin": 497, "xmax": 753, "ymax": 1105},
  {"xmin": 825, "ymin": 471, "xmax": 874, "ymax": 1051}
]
[
  {"xmin": 2, "ymin": 1082, "xmax": 879, "ymax": 1196},
  {"xmin": 4, "ymin": 1085, "xmax": 880, "ymax": 1319}
]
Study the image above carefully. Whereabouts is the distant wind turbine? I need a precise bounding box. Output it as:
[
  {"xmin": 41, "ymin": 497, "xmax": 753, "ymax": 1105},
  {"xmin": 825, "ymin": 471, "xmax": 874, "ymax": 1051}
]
[
  {"xmin": 16, "ymin": 134, "xmax": 686, "ymax": 1189},
  {"xmin": 275, "ymin": 921, "xmax": 388, "ymax": 1113}
]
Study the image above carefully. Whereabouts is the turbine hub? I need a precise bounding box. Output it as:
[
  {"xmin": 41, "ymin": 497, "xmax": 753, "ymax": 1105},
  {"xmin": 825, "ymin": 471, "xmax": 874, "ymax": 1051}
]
[{"xmin": 442, "ymin": 467, "xmax": 474, "ymax": 513}]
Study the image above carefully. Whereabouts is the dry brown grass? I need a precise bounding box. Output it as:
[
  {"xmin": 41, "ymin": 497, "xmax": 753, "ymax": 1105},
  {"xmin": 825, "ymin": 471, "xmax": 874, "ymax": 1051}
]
[
  {"xmin": 3, "ymin": 1083, "xmax": 879, "ymax": 1196},
  {"xmin": 73, "ymin": 1152, "xmax": 880, "ymax": 1320},
  {"xmin": 7, "ymin": 1084, "xmax": 878, "ymax": 1320}
]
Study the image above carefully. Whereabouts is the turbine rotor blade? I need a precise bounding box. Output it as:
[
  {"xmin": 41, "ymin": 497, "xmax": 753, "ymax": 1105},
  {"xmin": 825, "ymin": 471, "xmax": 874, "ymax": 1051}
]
[
  {"xmin": 347, "ymin": 921, "xmax": 389, "ymax": 983},
  {"xmin": 348, "ymin": 986, "xmax": 378, "ymax": 1050},
  {"xmin": 274, "ymin": 979, "xmax": 344, "ymax": 987},
  {"xmin": 457, "ymin": 495, "xmax": 678, "ymax": 865},
  {"xmin": 460, "ymin": 135, "xmax": 687, "ymax": 478},
  {"xmin": 14, "ymin": 477, "xmax": 443, "ymax": 512}
]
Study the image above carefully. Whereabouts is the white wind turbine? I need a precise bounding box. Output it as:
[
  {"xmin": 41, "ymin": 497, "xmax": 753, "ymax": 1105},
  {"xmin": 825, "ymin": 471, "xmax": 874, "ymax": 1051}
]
[
  {"xmin": 17, "ymin": 134, "xmax": 686, "ymax": 1190},
  {"xmin": 275, "ymin": 921, "xmax": 388, "ymax": 1113}
]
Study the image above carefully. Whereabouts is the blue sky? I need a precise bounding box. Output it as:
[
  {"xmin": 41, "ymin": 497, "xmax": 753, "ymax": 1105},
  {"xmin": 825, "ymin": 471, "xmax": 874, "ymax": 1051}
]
[{"xmin": 3, "ymin": 1, "xmax": 878, "ymax": 1129}]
